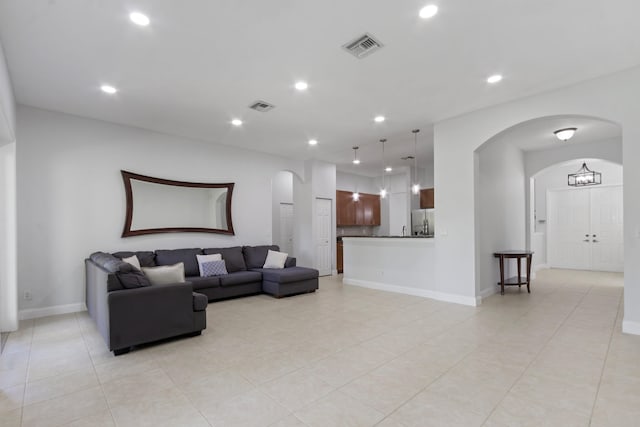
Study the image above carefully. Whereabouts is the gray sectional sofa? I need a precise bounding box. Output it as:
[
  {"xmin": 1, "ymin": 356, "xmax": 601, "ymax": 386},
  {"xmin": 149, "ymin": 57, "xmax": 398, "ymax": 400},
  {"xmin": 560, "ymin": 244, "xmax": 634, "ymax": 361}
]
[{"xmin": 85, "ymin": 245, "xmax": 319, "ymax": 355}]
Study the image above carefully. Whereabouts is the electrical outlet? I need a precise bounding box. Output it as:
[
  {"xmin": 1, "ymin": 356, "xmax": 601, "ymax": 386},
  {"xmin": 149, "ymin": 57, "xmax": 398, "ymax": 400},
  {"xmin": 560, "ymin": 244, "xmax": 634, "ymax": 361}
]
[{"xmin": 24, "ymin": 291, "xmax": 32, "ymax": 301}]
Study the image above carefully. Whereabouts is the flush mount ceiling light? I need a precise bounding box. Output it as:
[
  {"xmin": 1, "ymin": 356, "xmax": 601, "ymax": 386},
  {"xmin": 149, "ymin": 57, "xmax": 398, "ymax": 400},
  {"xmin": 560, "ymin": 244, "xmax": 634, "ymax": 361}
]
[
  {"xmin": 380, "ymin": 138, "xmax": 388, "ymax": 199},
  {"xmin": 554, "ymin": 127, "xmax": 577, "ymax": 141},
  {"xmin": 294, "ymin": 81, "xmax": 308, "ymax": 91},
  {"xmin": 487, "ymin": 74, "xmax": 503, "ymax": 84},
  {"xmin": 411, "ymin": 129, "xmax": 421, "ymax": 195},
  {"xmin": 231, "ymin": 119, "xmax": 243, "ymax": 126},
  {"xmin": 100, "ymin": 84, "xmax": 117, "ymax": 94},
  {"xmin": 308, "ymin": 139, "xmax": 318, "ymax": 146},
  {"xmin": 568, "ymin": 162, "xmax": 602, "ymax": 187},
  {"xmin": 385, "ymin": 166, "xmax": 393, "ymax": 172},
  {"xmin": 352, "ymin": 146, "xmax": 360, "ymax": 165},
  {"xmin": 419, "ymin": 4, "xmax": 439, "ymax": 19},
  {"xmin": 129, "ymin": 12, "xmax": 150, "ymax": 26},
  {"xmin": 374, "ymin": 115, "xmax": 386, "ymax": 123}
]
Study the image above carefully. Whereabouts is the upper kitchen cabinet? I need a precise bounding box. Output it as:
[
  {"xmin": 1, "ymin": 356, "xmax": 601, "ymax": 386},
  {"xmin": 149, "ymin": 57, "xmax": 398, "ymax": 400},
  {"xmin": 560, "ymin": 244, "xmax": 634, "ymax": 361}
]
[
  {"xmin": 420, "ymin": 188, "xmax": 435, "ymax": 209},
  {"xmin": 336, "ymin": 190, "xmax": 380, "ymax": 226}
]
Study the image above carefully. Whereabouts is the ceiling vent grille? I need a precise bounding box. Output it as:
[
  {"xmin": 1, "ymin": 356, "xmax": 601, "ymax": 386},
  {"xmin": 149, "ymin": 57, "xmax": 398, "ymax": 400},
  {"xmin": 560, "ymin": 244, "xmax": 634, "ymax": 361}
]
[
  {"xmin": 401, "ymin": 156, "xmax": 415, "ymax": 160},
  {"xmin": 342, "ymin": 33, "xmax": 384, "ymax": 59},
  {"xmin": 249, "ymin": 100, "xmax": 275, "ymax": 112}
]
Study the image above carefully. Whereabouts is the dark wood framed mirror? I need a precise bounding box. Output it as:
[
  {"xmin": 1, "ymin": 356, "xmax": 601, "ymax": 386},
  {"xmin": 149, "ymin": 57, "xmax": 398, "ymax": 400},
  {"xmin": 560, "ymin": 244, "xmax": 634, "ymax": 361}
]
[{"xmin": 121, "ymin": 170, "xmax": 235, "ymax": 237}]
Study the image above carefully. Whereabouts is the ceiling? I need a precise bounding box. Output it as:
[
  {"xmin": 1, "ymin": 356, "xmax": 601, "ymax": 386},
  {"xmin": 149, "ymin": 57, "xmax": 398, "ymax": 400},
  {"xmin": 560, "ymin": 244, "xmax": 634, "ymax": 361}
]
[{"xmin": 1, "ymin": 0, "xmax": 639, "ymax": 177}]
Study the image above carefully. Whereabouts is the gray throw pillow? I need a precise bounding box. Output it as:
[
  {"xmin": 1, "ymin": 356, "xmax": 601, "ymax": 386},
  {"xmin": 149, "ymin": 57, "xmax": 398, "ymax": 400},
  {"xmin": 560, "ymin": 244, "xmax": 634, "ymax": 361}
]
[{"xmin": 115, "ymin": 269, "xmax": 151, "ymax": 289}]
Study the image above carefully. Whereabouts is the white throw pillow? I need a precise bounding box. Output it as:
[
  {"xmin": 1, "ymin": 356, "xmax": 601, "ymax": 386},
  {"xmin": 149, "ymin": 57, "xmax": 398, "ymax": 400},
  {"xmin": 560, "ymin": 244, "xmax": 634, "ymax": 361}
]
[
  {"xmin": 196, "ymin": 253, "xmax": 222, "ymax": 276},
  {"xmin": 122, "ymin": 254, "xmax": 141, "ymax": 270},
  {"xmin": 141, "ymin": 263, "xmax": 185, "ymax": 285},
  {"xmin": 263, "ymin": 250, "xmax": 288, "ymax": 269}
]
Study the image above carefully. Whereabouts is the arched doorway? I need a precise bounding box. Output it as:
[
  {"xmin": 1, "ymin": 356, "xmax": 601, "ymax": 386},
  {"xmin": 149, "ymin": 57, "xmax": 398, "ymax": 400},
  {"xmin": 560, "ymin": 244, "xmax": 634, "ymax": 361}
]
[{"xmin": 474, "ymin": 115, "xmax": 622, "ymax": 297}]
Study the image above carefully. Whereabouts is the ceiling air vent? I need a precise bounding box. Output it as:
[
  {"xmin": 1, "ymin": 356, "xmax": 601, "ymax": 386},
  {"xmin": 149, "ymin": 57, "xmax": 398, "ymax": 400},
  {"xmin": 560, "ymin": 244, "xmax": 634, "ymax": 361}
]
[
  {"xmin": 401, "ymin": 156, "xmax": 415, "ymax": 160},
  {"xmin": 249, "ymin": 100, "xmax": 275, "ymax": 112},
  {"xmin": 342, "ymin": 33, "xmax": 384, "ymax": 59}
]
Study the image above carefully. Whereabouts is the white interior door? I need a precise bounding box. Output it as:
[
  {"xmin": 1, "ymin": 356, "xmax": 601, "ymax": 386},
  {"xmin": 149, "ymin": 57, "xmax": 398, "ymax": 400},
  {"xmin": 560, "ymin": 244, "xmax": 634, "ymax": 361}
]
[
  {"xmin": 279, "ymin": 203, "xmax": 294, "ymax": 255},
  {"xmin": 315, "ymin": 198, "xmax": 332, "ymax": 276},
  {"xmin": 590, "ymin": 186, "xmax": 624, "ymax": 272},
  {"xmin": 547, "ymin": 186, "xmax": 623, "ymax": 272}
]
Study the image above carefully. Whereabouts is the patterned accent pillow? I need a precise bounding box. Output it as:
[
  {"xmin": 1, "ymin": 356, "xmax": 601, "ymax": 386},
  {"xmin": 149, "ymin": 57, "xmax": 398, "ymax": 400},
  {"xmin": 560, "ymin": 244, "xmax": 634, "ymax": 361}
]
[{"xmin": 201, "ymin": 260, "xmax": 228, "ymax": 277}]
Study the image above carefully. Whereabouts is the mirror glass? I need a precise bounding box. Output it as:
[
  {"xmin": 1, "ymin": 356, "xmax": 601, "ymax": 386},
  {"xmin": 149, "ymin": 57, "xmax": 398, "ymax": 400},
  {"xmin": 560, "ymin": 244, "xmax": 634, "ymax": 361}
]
[{"xmin": 122, "ymin": 171, "xmax": 235, "ymax": 236}]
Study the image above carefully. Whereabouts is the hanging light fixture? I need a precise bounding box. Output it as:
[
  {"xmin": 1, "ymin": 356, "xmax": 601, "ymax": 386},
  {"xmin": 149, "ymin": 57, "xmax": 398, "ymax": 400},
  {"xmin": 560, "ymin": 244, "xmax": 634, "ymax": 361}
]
[
  {"xmin": 411, "ymin": 129, "xmax": 420, "ymax": 195},
  {"xmin": 568, "ymin": 162, "xmax": 602, "ymax": 186},
  {"xmin": 352, "ymin": 146, "xmax": 360, "ymax": 165},
  {"xmin": 379, "ymin": 138, "xmax": 388, "ymax": 198},
  {"xmin": 554, "ymin": 127, "xmax": 577, "ymax": 142}
]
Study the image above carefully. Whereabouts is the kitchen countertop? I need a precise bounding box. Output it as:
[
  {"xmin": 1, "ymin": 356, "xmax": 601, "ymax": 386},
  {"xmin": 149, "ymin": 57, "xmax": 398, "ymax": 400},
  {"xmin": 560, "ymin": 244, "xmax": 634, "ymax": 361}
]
[{"xmin": 338, "ymin": 235, "xmax": 434, "ymax": 241}]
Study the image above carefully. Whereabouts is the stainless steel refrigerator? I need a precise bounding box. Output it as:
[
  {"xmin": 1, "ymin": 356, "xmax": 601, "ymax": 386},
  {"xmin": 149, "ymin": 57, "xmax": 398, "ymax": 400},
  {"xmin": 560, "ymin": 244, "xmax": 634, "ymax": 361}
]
[{"xmin": 411, "ymin": 209, "xmax": 435, "ymax": 236}]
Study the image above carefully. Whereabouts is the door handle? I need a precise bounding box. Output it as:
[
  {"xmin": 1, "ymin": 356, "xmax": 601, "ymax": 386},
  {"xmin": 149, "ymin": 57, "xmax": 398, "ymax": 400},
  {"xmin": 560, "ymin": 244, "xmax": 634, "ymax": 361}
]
[
  {"xmin": 585, "ymin": 234, "xmax": 589, "ymax": 237},
  {"xmin": 592, "ymin": 239, "xmax": 599, "ymax": 243},
  {"xmin": 583, "ymin": 239, "xmax": 590, "ymax": 242}
]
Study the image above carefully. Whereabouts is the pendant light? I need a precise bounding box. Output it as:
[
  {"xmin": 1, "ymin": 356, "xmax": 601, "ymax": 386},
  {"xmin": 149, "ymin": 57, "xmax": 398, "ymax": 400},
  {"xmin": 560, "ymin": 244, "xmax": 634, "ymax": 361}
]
[
  {"xmin": 411, "ymin": 129, "xmax": 420, "ymax": 195},
  {"xmin": 352, "ymin": 146, "xmax": 360, "ymax": 165},
  {"xmin": 568, "ymin": 162, "xmax": 602, "ymax": 186},
  {"xmin": 379, "ymin": 138, "xmax": 388, "ymax": 198}
]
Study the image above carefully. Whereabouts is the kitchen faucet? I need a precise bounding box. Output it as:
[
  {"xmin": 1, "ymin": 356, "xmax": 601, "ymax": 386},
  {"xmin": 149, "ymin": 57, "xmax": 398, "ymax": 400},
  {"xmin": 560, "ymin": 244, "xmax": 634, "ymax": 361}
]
[{"xmin": 402, "ymin": 225, "xmax": 406, "ymax": 236}]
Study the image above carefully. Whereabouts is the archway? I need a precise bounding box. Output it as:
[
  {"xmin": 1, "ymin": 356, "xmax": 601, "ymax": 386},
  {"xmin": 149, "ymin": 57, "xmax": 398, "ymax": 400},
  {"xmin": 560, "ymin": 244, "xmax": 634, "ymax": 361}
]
[{"xmin": 474, "ymin": 115, "xmax": 622, "ymax": 298}]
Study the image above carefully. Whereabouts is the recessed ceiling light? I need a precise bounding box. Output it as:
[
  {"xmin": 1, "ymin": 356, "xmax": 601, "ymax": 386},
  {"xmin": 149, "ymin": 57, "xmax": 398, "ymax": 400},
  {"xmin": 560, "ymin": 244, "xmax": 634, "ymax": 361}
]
[
  {"xmin": 100, "ymin": 85, "xmax": 117, "ymax": 94},
  {"xmin": 295, "ymin": 81, "xmax": 308, "ymax": 91},
  {"xmin": 419, "ymin": 5, "xmax": 439, "ymax": 19},
  {"xmin": 374, "ymin": 115, "xmax": 386, "ymax": 123},
  {"xmin": 308, "ymin": 139, "xmax": 318, "ymax": 146},
  {"xmin": 129, "ymin": 12, "xmax": 150, "ymax": 26},
  {"xmin": 385, "ymin": 166, "xmax": 393, "ymax": 172},
  {"xmin": 487, "ymin": 74, "xmax": 503, "ymax": 84},
  {"xmin": 231, "ymin": 119, "xmax": 243, "ymax": 126}
]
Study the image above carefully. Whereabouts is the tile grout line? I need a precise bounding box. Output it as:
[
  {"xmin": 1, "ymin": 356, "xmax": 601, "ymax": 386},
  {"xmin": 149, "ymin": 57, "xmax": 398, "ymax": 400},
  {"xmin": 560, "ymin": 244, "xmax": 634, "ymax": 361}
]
[
  {"xmin": 478, "ymin": 281, "xmax": 593, "ymax": 426},
  {"xmin": 19, "ymin": 320, "xmax": 34, "ymax": 427},
  {"xmin": 586, "ymin": 290, "xmax": 624, "ymax": 426}
]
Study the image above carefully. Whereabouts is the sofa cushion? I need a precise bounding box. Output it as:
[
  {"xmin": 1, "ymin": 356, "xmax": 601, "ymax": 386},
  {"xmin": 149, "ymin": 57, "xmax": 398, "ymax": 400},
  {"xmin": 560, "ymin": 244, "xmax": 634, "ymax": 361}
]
[
  {"xmin": 122, "ymin": 255, "xmax": 141, "ymax": 270},
  {"xmin": 192, "ymin": 292, "xmax": 208, "ymax": 312},
  {"xmin": 243, "ymin": 245, "xmax": 279, "ymax": 269},
  {"xmin": 188, "ymin": 276, "xmax": 221, "ymax": 290},
  {"xmin": 90, "ymin": 252, "xmax": 128, "ymax": 273},
  {"xmin": 257, "ymin": 267, "xmax": 319, "ymax": 284},
  {"xmin": 115, "ymin": 269, "xmax": 151, "ymax": 289},
  {"xmin": 219, "ymin": 271, "xmax": 263, "ymax": 287},
  {"xmin": 141, "ymin": 263, "xmax": 186, "ymax": 285},
  {"xmin": 202, "ymin": 260, "xmax": 228, "ymax": 277},
  {"xmin": 196, "ymin": 253, "xmax": 222, "ymax": 276},
  {"xmin": 203, "ymin": 246, "xmax": 246, "ymax": 273},
  {"xmin": 112, "ymin": 251, "xmax": 156, "ymax": 267},
  {"xmin": 263, "ymin": 250, "xmax": 288, "ymax": 269},
  {"xmin": 155, "ymin": 248, "xmax": 202, "ymax": 277}
]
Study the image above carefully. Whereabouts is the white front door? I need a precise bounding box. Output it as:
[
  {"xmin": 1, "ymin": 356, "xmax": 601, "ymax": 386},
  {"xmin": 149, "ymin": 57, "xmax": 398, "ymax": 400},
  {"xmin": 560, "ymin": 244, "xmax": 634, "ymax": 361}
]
[
  {"xmin": 315, "ymin": 198, "xmax": 332, "ymax": 276},
  {"xmin": 590, "ymin": 186, "xmax": 624, "ymax": 272},
  {"xmin": 547, "ymin": 185, "xmax": 623, "ymax": 272},
  {"xmin": 279, "ymin": 203, "xmax": 294, "ymax": 255}
]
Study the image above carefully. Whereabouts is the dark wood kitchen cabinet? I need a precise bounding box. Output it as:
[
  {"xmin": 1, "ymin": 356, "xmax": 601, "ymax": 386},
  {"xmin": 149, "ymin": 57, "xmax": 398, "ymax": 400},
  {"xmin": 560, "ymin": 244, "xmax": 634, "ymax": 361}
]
[
  {"xmin": 336, "ymin": 191, "xmax": 380, "ymax": 226},
  {"xmin": 337, "ymin": 240, "xmax": 344, "ymax": 273},
  {"xmin": 420, "ymin": 188, "xmax": 435, "ymax": 209}
]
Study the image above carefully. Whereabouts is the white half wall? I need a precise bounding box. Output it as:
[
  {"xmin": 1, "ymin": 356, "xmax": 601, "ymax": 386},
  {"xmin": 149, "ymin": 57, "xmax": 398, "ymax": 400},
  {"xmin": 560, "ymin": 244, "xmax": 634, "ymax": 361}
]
[
  {"xmin": 16, "ymin": 106, "xmax": 303, "ymax": 315},
  {"xmin": 433, "ymin": 66, "xmax": 640, "ymax": 334},
  {"xmin": 271, "ymin": 171, "xmax": 293, "ymax": 253}
]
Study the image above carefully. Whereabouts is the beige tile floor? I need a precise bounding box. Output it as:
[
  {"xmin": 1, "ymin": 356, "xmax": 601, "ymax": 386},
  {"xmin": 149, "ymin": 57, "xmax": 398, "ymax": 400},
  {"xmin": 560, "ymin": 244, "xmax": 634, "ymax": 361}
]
[{"xmin": 1, "ymin": 269, "xmax": 638, "ymax": 426}]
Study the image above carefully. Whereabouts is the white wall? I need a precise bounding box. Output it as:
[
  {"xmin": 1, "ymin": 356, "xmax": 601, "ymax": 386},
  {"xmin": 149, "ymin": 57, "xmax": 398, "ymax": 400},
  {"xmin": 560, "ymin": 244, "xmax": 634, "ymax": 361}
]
[
  {"xmin": 433, "ymin": 66, "xmax": 640, "ymax": 334},
  {"xmin": 0, "ymin": 142, "xmax": 17, "ymax": 331},
  {"xmin": 475, "ymin": 137, "xmax": 526, "ymax": 297},
  {"xmin": 0, "ymin": 39, "xmax": 17, "ymax": 333},
  {"xmin": 15, "ymin": 106, "xmax": 304, "ymax": 317},
  {"xmin": 271, "ymin": 171, "xmax": 293, "ymax": 252},
  {"xmin": 0, "ymin": 40, "xmax": 16, "ymax": 146}
]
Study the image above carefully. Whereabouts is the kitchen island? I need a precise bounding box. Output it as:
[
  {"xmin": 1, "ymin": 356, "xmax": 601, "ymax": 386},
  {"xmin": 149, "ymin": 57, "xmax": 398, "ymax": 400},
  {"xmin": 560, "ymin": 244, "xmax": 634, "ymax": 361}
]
[{"xmin": 342, "ymin": 236, "xmax": 478, "ymax": 306}]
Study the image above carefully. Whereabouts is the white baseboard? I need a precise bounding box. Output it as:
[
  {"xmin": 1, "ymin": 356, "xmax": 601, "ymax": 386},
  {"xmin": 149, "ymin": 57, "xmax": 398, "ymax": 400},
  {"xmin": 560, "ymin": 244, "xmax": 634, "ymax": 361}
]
[
  {"xmin": 19, "ymin": 303, "xmax": 87, "ymax": 321},
  {"xmin": 343, "ymin": 278, "xmax": 479, "ymax": 306},
  {"xmin": 622, "ymin": 320, "xmax": 640, "ymax": 336},
  {"xmin": 477, "ymin": 286, "xmax": 498, "ymax": 303}
]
